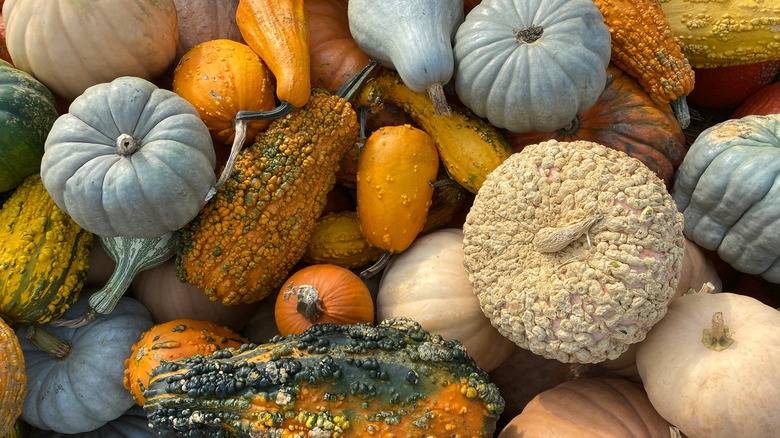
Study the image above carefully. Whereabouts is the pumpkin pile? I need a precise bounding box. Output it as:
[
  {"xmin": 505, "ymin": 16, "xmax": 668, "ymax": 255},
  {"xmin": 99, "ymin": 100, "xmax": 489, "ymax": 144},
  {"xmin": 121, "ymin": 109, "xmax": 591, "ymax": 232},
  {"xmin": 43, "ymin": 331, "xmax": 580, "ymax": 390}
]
[{"xmin": 0, "ymin": 0, "xmax": 778, "ymax": 437}]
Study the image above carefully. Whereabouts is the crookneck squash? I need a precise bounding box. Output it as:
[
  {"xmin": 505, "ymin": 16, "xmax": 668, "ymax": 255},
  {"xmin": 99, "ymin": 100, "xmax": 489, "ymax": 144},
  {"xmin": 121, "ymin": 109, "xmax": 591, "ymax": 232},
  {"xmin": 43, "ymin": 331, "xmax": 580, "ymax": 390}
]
[
  {"xmin": 0, "ymin": 173, "xmax": 92, "ymax": 325},
  {"xmin": 175, "ymin": 63, "xmax": 377, "ymax": 305},
  {"xmin": 143, "ymin": 317, "xmax": 505, "ymax": 436}
]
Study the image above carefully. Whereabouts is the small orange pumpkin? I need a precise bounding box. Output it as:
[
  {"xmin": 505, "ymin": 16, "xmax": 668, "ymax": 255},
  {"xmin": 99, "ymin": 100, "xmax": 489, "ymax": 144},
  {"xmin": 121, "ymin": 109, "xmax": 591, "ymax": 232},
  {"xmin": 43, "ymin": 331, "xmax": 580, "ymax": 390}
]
[
  {"xmin": 274, "ymin": 264, "xmax": 374, "ymax": 336},
  {"xmin": 123, "ymin": 319, "xmax": 248, "ymax": 406}
]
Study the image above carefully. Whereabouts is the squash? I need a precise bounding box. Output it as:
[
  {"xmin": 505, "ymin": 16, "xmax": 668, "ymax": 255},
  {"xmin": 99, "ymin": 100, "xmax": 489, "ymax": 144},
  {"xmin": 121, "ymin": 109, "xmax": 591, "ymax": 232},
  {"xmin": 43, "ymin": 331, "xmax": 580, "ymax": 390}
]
[
  {"xmin": 0, "ymin": 12, "xmax": 11, "ymax": 65},
  {"xmin": 452, "ymin": 0, "xmax": 612, "ymax": 133},
  {"xmin": 636, "ymin": 292, "xmax": 780, "ymax": 438},
  {"xmin": 124, "ymin": 319, "xmax": 248, "ymax": 406},
  {"xmin": 173, "ymin": 0, "xmax": 244, "ymax": 61},
  {"xmin": 274, "ymin": 264, "xmax": 375, "ymax": 336},
  {"xmin": 590, "ymin": 0, "xmax": 694, "ymax": 127},
  {"xmin": 505, "ymin": 64, "xmax": 686, "ymax": 188},
  {"xmin": 28, "ymin": 406, "xmax": 158, "ymax": 438},
  {"xmin": 236, "ymin": 0, "xmax": 311, "ymax": 108},
  {"xmin": 0, "ymin": 60, "xmax": 58, "ymax": 192},
  {"xmin": 672, "ymin": 114, "xmax": 780, "ymax": 282},
  {"xmin": 687, "ymin": 60, "xmax": 779, "ymax": 109},
  {"xmin": 356, "ymin": 124, "xmax": 439, "ymax": 259},
  {"xmin": 462, "ymin": 140, "xmax": 685, "ymax": 363},
  {"xmin": 377, "ymin": 228, "xmax": 516, "ymax": 372},
  {"xmin": 0, "ymin": 316, "xmax": 25, "ymax": 436},
  {"xmin": 658, "ymin": 0, "xmax": 780, "ymax": 69},
  {"xmin": 17, "ymin": 293, "xmax": 154, "ymax": 434},
  {"xmin": 421, "ymin": 174, "xmax": 470, "ymax": 234},
  {"xmin": 348, "ymin": 0, "xmax": 464, "ymax": 116},
  {"xmin": 498, "ymin": 377, "xmax": 677, "ymax": 438},
  {"xmin": 731, "ymin": 80, "xmax": 780, "ymax": 118},
  {"xmin": 0, "ymin": 173, "xmax": 92, "ymax": 325},
  {"xmin": 175, "ymin": 62, "xmax": 377, "ymax": 305},
  {"xmin": 355, "ymin": 71, "xmax": 513, "ymax": 194},
  {"xmin": 674, "ymin": 238, "xmax": 723, "ymax": 299},
  {"xmin": 132, "ymin": 258, "xmax": 262, "ymax": 330},
  {"xmin": 40, "ymin": 76, "xmax": 216, "ymax": 239},
  {"xmin": 143, "ymin": 317, "xmax": 505, "ymax": 436},
  {"xmin": 302, "ymin": 211, "xmax": 383, "ymax": 268},
  {"xmin": 240, "ymin": 295, "xmax": 281, "ymax": 344},
  {"xmin": 306, "ymin": 0, "xmax": 371, "ymax": 93},
  {"xmin": 3, "ymin": 0, "xmax": 178, "ymax": 101}
]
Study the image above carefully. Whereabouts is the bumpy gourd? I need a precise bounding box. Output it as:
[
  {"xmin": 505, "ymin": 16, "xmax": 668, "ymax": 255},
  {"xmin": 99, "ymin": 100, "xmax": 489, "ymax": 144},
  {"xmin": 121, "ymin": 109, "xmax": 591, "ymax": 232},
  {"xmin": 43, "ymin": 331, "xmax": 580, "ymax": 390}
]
[
  {"xmin": 463, "ymin": 140, "xmax": 685, "ymax": 363},
  {"xmin": 302, "ymin": 211, "xmax": 382, "ymax": 268},
  {"xmin": 0, "ymin": 173, "xmax": 92, "ymax": 325},
  {"xmin": 0, "ymin": 316, "xmax": 25, "ymax": 436},
  {"xmin": 143, "ymin": 317, "xmax": 505, "ymax": 437}
]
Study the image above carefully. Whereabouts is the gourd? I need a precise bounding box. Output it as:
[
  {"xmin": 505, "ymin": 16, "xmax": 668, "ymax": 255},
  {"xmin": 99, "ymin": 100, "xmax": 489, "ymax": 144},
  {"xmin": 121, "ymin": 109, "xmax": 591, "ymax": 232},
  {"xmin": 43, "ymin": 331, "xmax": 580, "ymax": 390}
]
[
  {"xmin": 17, "ymin": 293, "xmax": 154, "ymax": 434},
  {"xmin": 28, "ymin": 406, "xmax": 158, "ymax": 438},
  {"xmin": 175, "ymin": 62, "xmax": 378, "ymax": 305},
  {"xmin": 462, "ymin": 140, "xmax": 685, "ymax": 363},
  {"xmin": 687, "ymin": 60, "xmax": 779, "ymax": 109},
  {"xmin": 672, "ymin": 114, "xmax": 780, "ymax": 282},
  {"xmin": 124, "ymin": 319, "xmax": 248, "ymax": 405},
  {"xmin": 498, "ymin": 377, "xmax": 677, "ymax": 438},
  {"xmin": 420, "ymin": 175, "xmax": 470, "ymax": 234},
  {"xmin": 590, "ymin": 0, "xmax": 694, "ymax": 127},
  {"xmin": 356, "ymin": 125, "xmax": 439, "ymax": 266},
  {"xmin": 636, "ymin": 292, "xmax": 780, "ymax": 438},
  {"xmin": 0, "ymin": 173, "xmax": 92, "ymax": 325},
  {"xmin": 355, "ymin": 71, "xmax": 513, "ymax": 194},
  {"xmin": 3, "ymin": 0, "xmax": 178, "ymax": 101},
  {"xmin": 132, "ymin": 259, "xmax": 262, "ymax": 330},
  {"xmin": 274, "ymin": 264, "xmax": 375, "ymax": 335},
  {"xmin": 40, "ymin": 76, "xmax": 216, "ymax": 239},
  {"xmin": 236, "ymin": 0, "xmax": 311, "ymax": 108},
  {"xmin": 0, "ymin": 316, "xmax": 25, "ymax": 436},
  {"xmin": 658, "ymin": 0, "xmax": 780, "ymax": 69},
  {"xmin": 505, "ymin": 64, "xmax": 686, "ymax": 188},
  {"xmin": 306, "ymin": 0, "xmax": 371, "ymax": 93},
  {"xmin": 0, "ymin": 12, "xmax": 11, "ymax": 65},
  {"xmin": 0, "ymin": 59, "xmax": 58, "ymax": 192},
  {"xmin": 348, "ymin": 0, "xmax": 464, "ymax": 115},
  {"xmin": 302, "ymin": 211, "xmax": 383, "ymax": 268},
  {"xmin": 173, "ymin": 0, "xmax": 243, "ymax": 61},
  {"xmin": 142, "ymin": 317, "xmax": 505, "ymax": 436},
  {"xmin": 452, "ymin": 0, "xmax": 612, "ymax": 133},
  {"xmin": 731, "ymin": 81, "xmax": 780, "ymax": 118},
  {"xmin": 377, "ymin": 228, "xmax": 516, "ymax": 372}
]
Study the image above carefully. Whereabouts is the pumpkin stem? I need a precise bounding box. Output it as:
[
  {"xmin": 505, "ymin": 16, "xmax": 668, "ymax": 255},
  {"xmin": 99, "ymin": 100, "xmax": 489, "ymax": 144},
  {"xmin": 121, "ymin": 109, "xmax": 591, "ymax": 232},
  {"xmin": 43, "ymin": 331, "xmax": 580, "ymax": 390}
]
[
  {"xmin": 25, "ymin": 324, "xmax": 72, "ymax": 360},
  {"xmin": 360, "ymin": 250, "xmax": 393, "ymax": 279},
  {"xmin": 701, "ymin": 311, "xmax": 735, "ymax": 351},
  {"xmin": 283, "ymin": 283, "xmax": 324, "ymax": 323},
  {"xmin": 335, "ymin": 60, "xmax": 380, "ymax": 102},
  {"xmin": 556, "ymin": 116, "xmax": 581, "ymax": 136},
  {"xmin": 427, "ymin": 83, "xmax": 452, "ymax": 117},
  {"xmin": 514, "ymin": 25, "xmax": 544, "ymax": 44},
  {"xmin": 116, "ymin": 133, "xmax": 139, "ymax": 156},
  {"xmin": 670, "ymin": 95, "xmax": 690, "ymax": 130},
  {"xmin": 533, "ymin": 212, "xmax": 603, "ymax": 253}
]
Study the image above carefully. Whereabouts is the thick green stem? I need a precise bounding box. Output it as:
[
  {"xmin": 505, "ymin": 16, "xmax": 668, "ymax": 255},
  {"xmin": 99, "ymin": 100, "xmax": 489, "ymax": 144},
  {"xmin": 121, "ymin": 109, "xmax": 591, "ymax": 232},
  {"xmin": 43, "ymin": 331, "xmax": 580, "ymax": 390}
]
[{"xmin": 25, "ymin": 325, "xmax": 71, "ymax": 360}]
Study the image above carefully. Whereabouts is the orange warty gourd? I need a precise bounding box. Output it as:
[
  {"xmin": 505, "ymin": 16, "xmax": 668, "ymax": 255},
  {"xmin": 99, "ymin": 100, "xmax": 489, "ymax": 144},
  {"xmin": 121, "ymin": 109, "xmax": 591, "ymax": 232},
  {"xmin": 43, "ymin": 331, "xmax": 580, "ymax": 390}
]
[
  {"xmin": 123, "ymin": 319, "xmax": 248, "ymax": 406},
  {"xmin": 274, "ymin": 264, "xmax": 375, "ymax": 336},
  {"xmin": 236, "ymin": 0, "xmax": 311, "ymax": 108},
  {"xmin": 0, "ymin": 316, "xmax": 25, "ymax": 436}
]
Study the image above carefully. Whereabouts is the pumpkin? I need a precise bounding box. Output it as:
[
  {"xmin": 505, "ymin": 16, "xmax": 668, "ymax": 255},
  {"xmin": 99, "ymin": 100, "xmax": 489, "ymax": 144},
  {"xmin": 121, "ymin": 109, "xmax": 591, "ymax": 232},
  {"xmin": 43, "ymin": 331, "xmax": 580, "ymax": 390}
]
[
  {"xmin": 377, "ymin": 228, "xmax": 516, "ymax": 372},
  {"xmin": 348, "ymin": 0, "xmax": 463, "ymax": 115},
  {"xmin": 0, "ymin": 59, "xmax": 58, "ymax": 192},
  {"xmin": 17, "ymin": 293, "xmax": 154, "ymax": 434},
  {"xmin": 124, "ymin": 319, "xmax": 248, "ymax": 406},
  {"xmin": 452, "ymin": 0, "xmax": 612, "ymax": 133},
  {"xmin": 687, "ymin": 60, "xmax": 779, "ymax": 109},
  {"xmin": 505, "ymin": 64, "xmax": 686, "ymax": 188},
  {"xmin": 302, "ymin": 210, "xmax": 383, "ymax": 269},
  {"xmin": 0, "ymin": 173, "xmax": 93, "ymax": 325},
  {"xmin": 3, "ymin": 0, "xmax": 178, "ymax": 101},
  {"xmin": 498, "ymin": 377, "xmax": 677, "ymax": 438},
  {"xmin": 636, "ymin": 292, "xmax": 780, "ymax": 438},
  {"xmin": 0, "ymin": 316, "xmax": 25, "ymax": 436},
  {"xmin": 132, "ymin": 258, "xmax": 262, "ymax": 330},
  {"xmin": 0, "ymin": 12, "xmax": 11, "ymax": 65},
  {"xmin": 40, "ymin": 76, "xmax": 216, "ymax": 239},
  {"xmin": 173, "ymin": 0, "xmax": 244, "ymax": 61},
  {"xmin": 672, "ymin": 114, "xmax": 780, "ymax": 282},
  {"xmin": 306, "ymin": 0, "xmax": 371, "ymax": 93},
  {"xmin": 240, "ymin": 295, "xmax": 281, "ymax": 344},
  {"xmin": 274, "ymin": 264, "xmax": 374, "ymax": 336},
  {"xmin": 28, "ymin": 405, "xmax": 158, "ymax": 438},
  {"xmin": 175, "ymin": 63, "xmax": 377, "ymax": 305},
  {"xmin": 731, "ymin": 80, "xmax": 780, "ymax": 118},
  {"xmin": 143, "ymin": 317, "xmax": 505, "ymax": 436},
  {"xmin": 462, "ymin": 140, "xmax": 685, "ymax": 363},
  {"xmin": 236, "ymin": 0, "xmax": 311, "ymax": 108},
  {"xmin": 658, "ymin": 0, "xmax": 780, "ymax": 69}
]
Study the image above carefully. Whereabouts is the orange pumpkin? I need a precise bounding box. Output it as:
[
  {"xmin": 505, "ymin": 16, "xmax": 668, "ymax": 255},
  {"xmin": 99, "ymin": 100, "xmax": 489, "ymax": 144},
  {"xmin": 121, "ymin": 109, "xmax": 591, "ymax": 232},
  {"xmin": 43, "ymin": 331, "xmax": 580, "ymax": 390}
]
[
  {"xmin": 123, "ymin": 319, "xmax": 248, "ymax": 405},
  {"xmin": 0, "ymin": 316, "xmax": 25, "ymax": 436},
  {"xmin": 274, "ymin": 264, "xmax": 374, "ymax": 336}
]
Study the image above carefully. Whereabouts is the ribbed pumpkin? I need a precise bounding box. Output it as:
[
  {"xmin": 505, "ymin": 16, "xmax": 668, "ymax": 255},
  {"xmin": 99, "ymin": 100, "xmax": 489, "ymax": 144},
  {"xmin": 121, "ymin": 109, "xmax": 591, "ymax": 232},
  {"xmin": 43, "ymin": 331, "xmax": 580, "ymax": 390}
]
[
  {"xmin": 274, "ymin": 264, "xmax": 374, "ymax": 336},
  {"xmin": 505, "ymin": 65, "xmax": 686, "ymax": 188},
  {"xmin": 173, "ymin": 0, "xmax": 244, "ymax": 61},
  {"xmin": 0, "ymin": 173, "xmax": 92, "ymax": 325},
  {"xmin": 0, "ymin": 316, "xmax": 25, "ymax": 436},
  {"xmin": 0, "ymin": 59, "xmax": 58, "ymax": 192},
  {"xmin": 124, "ymin": 319, "xmax": 248, "ymax": 406}
]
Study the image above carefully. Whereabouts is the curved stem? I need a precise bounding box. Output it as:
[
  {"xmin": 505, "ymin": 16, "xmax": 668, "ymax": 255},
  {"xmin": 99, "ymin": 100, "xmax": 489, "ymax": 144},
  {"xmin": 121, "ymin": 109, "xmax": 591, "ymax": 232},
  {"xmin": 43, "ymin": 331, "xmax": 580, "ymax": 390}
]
[
  {"xmin": 336, "ymin": 60, "xmax": 380, "ymax": 102},
  {"xmin": 360, "ymin": 251, "xmax": 393, "ymax": 279},
  {"xmin": 671, "ymin": 96, "xmax": 690, "ymax": 130},
  {"xmin": 207, "ymin": 119, "xmax": 249, "ymax": 201},
  {"xmin": 556, "ymin": 116, "xmax": 581, "ymax": 136},
  {"xmin": 235, "ymin": 100, "xmax": 295, "ymax": 121},
  {"xmin": 25, "ymin": 324, "xmax": 72, "ymax": 360},
  {"xmin": 427, "ymin": 83, "xmax": 452, "ymax": 117}
]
